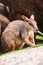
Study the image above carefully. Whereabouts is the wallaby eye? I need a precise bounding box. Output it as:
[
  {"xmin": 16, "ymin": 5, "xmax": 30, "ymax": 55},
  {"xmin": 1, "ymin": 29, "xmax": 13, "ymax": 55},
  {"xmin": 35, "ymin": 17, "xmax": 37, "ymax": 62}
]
[{"xmin": 29, "ymin": 22, "xmax": 33, "ymax": 26}]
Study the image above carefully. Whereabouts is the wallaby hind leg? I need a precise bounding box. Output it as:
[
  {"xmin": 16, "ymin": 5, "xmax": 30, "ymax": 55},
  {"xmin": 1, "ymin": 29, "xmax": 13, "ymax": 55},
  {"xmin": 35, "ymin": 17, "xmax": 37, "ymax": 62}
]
[
  {"xmin": 1, "ymin": 35, "xmax": 16, "ymax": 52},
  {"xmin": 19, "ymin": 42, "xmax": 25, "ymax": 49},
  {"xmin": 1, "ymin": 30, "xmax": 16, "ymax": 52}
]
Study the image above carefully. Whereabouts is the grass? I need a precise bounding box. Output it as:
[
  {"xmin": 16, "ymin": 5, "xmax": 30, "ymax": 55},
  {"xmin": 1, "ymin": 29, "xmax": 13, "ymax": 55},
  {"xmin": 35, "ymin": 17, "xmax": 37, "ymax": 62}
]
[
  {"xmin": 36, "ymin": 35, "xmax": 43, "ymax": 40},
  {"xmin": 36, "ymin": 31, "xmax": 43, "ymax": 40},
  {"xmin": 38, "ymin": 31, "xmax": 43, "ymax": 36}
]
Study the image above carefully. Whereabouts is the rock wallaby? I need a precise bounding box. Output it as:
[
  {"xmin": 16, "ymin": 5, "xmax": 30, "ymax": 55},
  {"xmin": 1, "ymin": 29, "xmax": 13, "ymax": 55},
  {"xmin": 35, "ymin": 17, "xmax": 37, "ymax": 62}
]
[{"xmin": 1, "ymin": 15, "xmax": 38, "ymax": 52}]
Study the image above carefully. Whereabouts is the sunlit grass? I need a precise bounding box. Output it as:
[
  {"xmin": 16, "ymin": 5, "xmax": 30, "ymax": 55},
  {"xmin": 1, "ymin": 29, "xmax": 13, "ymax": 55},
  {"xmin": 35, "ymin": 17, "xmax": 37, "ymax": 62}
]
[{"xmin": 36, "ymin": 35, "xmax": 43, "ymax": 40}]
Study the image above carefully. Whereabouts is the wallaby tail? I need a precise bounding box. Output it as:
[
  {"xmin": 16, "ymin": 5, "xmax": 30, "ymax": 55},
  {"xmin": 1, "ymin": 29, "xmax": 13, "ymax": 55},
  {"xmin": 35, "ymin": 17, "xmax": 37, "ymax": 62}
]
[{"xmin": 0, "ymin": 14, "xmax": 10, "ymax": 24}]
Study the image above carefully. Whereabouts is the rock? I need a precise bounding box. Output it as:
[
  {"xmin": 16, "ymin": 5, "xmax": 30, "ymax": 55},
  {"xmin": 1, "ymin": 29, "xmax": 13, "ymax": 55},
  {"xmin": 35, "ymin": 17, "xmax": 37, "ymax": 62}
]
[
  {"xmin": 0, "ymin": 0, "xmax": 43, "ymax": 32},
  {"xmin": 0, "ymin": 46, "xmax": 43, "ymax": 65}
]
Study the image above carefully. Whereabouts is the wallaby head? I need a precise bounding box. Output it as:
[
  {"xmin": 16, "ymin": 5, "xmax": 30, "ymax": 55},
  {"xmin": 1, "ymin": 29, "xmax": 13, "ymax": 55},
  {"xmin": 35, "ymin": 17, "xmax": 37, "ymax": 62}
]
[
  {"xmin": 28, "ymin": 15, "xmax": 39, "ymax": 33},
  {"xmin": 20, "ymin": 14, "xmax": 39, "ymax": 33}
]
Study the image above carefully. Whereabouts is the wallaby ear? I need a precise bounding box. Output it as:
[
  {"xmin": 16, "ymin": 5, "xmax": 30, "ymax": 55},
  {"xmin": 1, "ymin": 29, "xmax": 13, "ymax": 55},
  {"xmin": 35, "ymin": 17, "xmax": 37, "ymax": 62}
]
[{"xmin": 30, "ymin": 15, "xmax": 34, "ymax": 20}]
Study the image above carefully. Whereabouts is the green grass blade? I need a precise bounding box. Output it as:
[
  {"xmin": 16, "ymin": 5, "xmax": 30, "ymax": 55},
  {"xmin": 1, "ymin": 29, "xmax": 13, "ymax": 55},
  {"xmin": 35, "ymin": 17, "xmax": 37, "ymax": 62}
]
[
  {"xmin": 38, "ymin": 31, "xmax": 43, "ymax": 36},
  {"xmin": 36, "ymin": 35, "xmax": 43, "ymax": 40}
]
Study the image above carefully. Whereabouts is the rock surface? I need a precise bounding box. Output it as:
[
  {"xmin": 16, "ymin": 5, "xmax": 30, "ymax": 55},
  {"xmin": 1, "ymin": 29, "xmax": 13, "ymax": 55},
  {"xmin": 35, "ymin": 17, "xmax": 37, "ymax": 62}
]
[{"xmin": 0, "ymin": 46, "xmax": 43, "ymax": 65}]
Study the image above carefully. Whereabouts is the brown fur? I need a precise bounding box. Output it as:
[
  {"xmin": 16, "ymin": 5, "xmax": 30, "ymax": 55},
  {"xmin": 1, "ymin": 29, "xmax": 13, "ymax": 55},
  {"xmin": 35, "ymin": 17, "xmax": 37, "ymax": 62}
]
[
  {"xmin": 1, "ymin": 19, "xmax": 38, "ymax": 52},
  {"xmin": 19, "ymin": 15, "xmax": 38, "ymax": 32}
]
